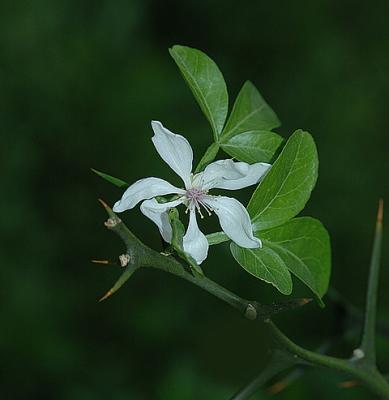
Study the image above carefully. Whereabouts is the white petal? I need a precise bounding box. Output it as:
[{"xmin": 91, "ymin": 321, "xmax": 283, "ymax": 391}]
[
  {"xmin": 204, "ymin": 196, "xmax": 262, "ymax": 248},
  {"xmin": 140, "ymin": 198, "xmax": 184, "ymax": 243},
  {"xmin": 151, "ymin": 121, "xmax": 193, "ymax": 188},
  {"xmin": 194, "ymin": 159, "xmax": 270, "ymax": 190},
  {"xmin": 183, "ymin": 210, "xmax": 209, "ymax": 265},
  {"xmin": 113, "ymin": 177, "xmax": 184, "ymax": 212}
]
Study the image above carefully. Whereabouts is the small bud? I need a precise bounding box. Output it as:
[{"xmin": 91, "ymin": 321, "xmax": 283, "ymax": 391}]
[
  {"xmin": 352, "ymin": 348, "xmax": 365, "ymax": 360},
  {"xmin": 104, "ymin": 216, "xmax": 121, "ymax": 228},
  {"xmin": 119, "ymin": 254, "xmax": 131, "ymax": 267},
  {"xmin": 244, "ymin": 303, "xmax": 257, "ymax": 320}
]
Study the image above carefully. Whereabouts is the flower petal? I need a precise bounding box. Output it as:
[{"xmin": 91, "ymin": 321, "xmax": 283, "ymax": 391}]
[
  {"xmin": 151, "ymin": 121, "xmax": 193, "ymax": 188},
  {"xmin": 204, "ymin": 196, "xmax": 262, "ymax": 248},
  {"xmin": 113, "ymin": 177, "xmax": 184, "ymax": 212},
  {"xmin": 140, "ymin": 198, "xmax": 184, "ymax": 242},
  {"xmin": 194, "ymin": 159, "xmax": 270, "ymax": 190},
  {"xmin": 183, "ymin": 210, "xmax": 209, "ymax": 265}
]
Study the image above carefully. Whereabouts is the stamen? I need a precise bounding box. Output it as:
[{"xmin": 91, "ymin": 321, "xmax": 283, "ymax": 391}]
[
  {"xmin": 196, "ymin": 203, "xmax": 204, "ymax": 219},
  {"xmin": 185, "ymin": 187, "xmax": 212, "ymax": 219},
  {"xmin": 200, "ymin": 200, "xmax": 213, "ymax": 216}
]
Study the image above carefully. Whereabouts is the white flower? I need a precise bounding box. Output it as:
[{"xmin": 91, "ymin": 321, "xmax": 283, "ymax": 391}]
[{"xmin": 113, "ymin": 121, "xmax": 271, "ymax": 265}]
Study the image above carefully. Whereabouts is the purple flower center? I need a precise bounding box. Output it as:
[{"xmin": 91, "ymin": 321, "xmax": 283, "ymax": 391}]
[
  {"xmin": 186, "ymin": 187, "xmax": 206, "ymax": 202},
  {"xmin": 185, "ymin": 187, "xmax": 212, "ymax": 218}
]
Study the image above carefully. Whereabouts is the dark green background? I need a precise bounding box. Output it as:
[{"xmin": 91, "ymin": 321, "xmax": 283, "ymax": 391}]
[{"xmin": 1, "ymin": 1, "xmax": 388, "ymax": 399}]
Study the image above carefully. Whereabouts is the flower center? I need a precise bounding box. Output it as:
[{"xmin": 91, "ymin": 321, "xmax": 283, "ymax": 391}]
[{"xmin": 185, "ymin": 187, "xmax": 212, "ymax": 218}]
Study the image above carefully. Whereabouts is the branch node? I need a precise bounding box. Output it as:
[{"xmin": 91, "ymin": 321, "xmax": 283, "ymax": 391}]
[
  {"xmin": 244, "ymin": 303, "xmax": 257, "ymax": 320},
  {"xmin": 119, "ymin": 254, "xmax": 131, "ymax": 267},
  {"xmin": 104, "ymin": 216, "xmax": 121, "ymax": 228},
  {"xmin": 352, "ymin": 348, "xmax": 365, "ymax": 360}
]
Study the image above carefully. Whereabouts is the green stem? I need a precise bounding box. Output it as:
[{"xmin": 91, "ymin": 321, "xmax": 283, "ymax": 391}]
[
  {"xmin": 360, "ymin": 199, "xmax": 384, "ymax": 366},
  {"xmin": 148, "ymin": 235, "xmax": 389, "ymax": 398},
  {"xmin": 230, "ymin": 369, "xmax": 277, "ymax": 400},
  {"xmin": 145, "ymin": 249, "xmax": 250, "ymax": 315},
  {"xmin": 100, "ymin": 200, "xmax": 389, "ymax": 399},
  {"xmin": 267, "ymin": 320, "xmax": 389, "ymax": 398},
  {"xmin": 195, "ymin": 142, "xmax": 220, "ymax": 173},
  {"xmin": 142, "ymin": 250, "xmax": 310, "ymax": 320}
]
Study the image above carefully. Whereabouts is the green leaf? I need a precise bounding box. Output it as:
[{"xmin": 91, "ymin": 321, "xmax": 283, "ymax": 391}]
[
  {"xmin": 195, "ymin": 142, "xmax": 220, "ymax": 173},
  {"xmin": 92, "ymin": 168, "xmax": 128, "ymax": 188},
  {"xmin": 221, "ymin": 81, "xmax": 280, "ymax": 140},
  {"xmin": 221, "ymin": 130, "xmax": 284, "ymax": 163},
  {"xmin": 231, "ymin": 217, "xmax": 331, "ymax": 301},
  {"xmin": 261, "ymin": 217, "xmax": 331, "ymax": 301},
  {"xmin": 169, "ymin": 45, "xmax": 228, "ymax": 139},
  {"xmin": 248, "ymin": 130, "xmax": 318, "ymax": 231},
  {"xmin": 230, "ymin": 242, "xmax": 293, "ymax": 295}
]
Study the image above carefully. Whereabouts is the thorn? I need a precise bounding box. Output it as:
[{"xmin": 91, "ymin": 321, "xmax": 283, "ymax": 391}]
[
  {"xmin": 98, "ymin": 198, "xmax": 110, "ymax": 209},
  {"xmin": 98, "ymin": 289, "xmax": 114, "ymax": 302},
  {"xmin": 266, "ymin": 380, "xmax": 288, "ymax": 395},
  {"xmin": 377, "ymin": 198, "xmax": 384, "ymax": 226},
  {"xmin": 298, "ymin": 298, "xmax": 312, "ymax": 306},
  {"xmin": 338, "ymin": 380, "xmax": 359, "ymax": 388},
  {"xmin": 91, "ymin": 259, "xmax": 111, "ymax": 265}
]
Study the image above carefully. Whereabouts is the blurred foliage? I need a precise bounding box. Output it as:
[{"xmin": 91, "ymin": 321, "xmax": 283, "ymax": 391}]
[{"xmin": 1, "ymin": 0, "xmax": 388, "ymax": 398}]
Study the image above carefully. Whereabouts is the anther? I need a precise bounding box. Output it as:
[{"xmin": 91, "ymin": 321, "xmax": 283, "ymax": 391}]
[{"xmin": 196, "ymin": 205, "xmax": 204, "ymax": 219}]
